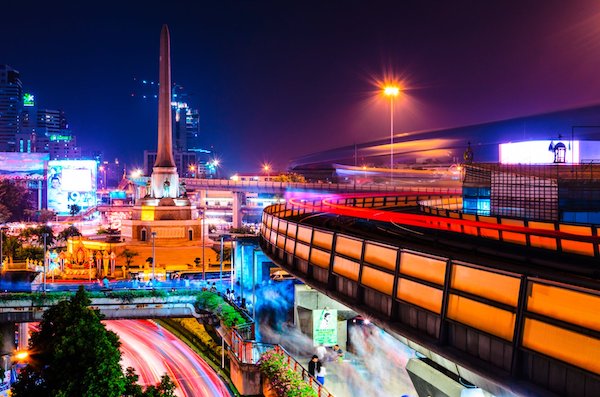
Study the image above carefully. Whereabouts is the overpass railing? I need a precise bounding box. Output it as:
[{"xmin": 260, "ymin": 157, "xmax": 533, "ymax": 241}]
[
  {"xmin": 229, "ymin": 327, "xmax": 334, "ymax": 397},
  {"xmin": 181, "ymin": 177, "xmax": 458, "ymax": 193},
  {"xmin": 418, "ymin": 196, "xmax": 600, "ymax": 258},
  {"xmin": 260, "ymin": 198, "xmax": 600, "ymax": 397}
]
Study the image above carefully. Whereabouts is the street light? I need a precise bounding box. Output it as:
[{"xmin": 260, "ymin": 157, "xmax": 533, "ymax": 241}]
[
  {"xmin": 263, "ymin": 163, "xmax": 271, "ymax": 179},
  {"xmin": 201, "ymin": 213, "xmax": 206, "ymax": 281},
  {"xmin": 383, "ymin": 85, "xmax": 400, "ymax": 182},
  {"xmin": 151, "ymin": 231, "xmax": 157, "ymax": 282},
  {"xmin": 42, "ymin": 233, "xmax": 48, "ymax": 292}
]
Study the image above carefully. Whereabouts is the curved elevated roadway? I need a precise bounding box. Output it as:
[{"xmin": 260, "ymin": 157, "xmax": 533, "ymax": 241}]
[{"xmin": 260, "ymin": 191, "xmax": 600, "ymax": 397}]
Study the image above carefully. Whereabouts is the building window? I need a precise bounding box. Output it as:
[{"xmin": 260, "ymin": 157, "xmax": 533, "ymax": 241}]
[
  {"xmin": 141, "ymin": 229, "xmax": 147, "ymax": 242},
  {"xmin": 188, "ymin": 229, "xmax": 193, "ymax": 241}
]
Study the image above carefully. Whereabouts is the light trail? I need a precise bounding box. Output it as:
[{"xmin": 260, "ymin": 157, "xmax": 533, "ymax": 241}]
[
  {"xmin": 106, "ymin": 320, "xmax": 231, "ymax": 397},
  {"xmin": 286, "ymin": 192, "xmax": 600, "ymax": 244}
]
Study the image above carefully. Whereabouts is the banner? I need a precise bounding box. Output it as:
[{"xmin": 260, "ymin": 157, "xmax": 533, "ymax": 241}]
[
  {"xmin": 313, "ymin": 309, "xmax": 337, "ymax": 346},
  {"xmin": 47, "ymin": 160, "xmax": 97, "ymax": 215}
]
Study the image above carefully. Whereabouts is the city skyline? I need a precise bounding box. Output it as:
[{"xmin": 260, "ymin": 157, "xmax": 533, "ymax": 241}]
[{"xmin": 2, "ymin": 1, "xmax": 600, "ymax": 173}]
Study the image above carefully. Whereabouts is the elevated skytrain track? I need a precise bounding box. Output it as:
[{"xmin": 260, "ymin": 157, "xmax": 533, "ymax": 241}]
[{"xmin": 261, "ymin": 191, "xmax": 600, "ymax": 397}]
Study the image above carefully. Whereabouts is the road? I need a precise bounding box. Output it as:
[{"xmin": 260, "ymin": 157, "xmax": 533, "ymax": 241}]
[{"xmin": 105, "ymin": 320, "xmax": 232, "ymax": 397}]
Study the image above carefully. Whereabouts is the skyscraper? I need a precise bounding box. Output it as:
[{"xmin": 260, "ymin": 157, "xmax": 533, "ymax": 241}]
[
  {"xmin": 171, "ymin": 84, "xmax": 201, "ymax": 151},
  {"xmin": 0, "ymin": 65, "xmax": 23, "ymax": 151}
]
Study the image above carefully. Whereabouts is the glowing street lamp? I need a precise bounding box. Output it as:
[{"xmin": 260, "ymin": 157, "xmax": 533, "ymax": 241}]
[
  {"xmin": 131, "ymin": 169, "xmax": 142, "ymax": 178},
  {"xmin": 263, "ymin": 163, "xmax": 271, "ymax": 179},
  {"xmin": 188, "ymin": 164, "xmax": 196, "ymax": 178},
  {"xmin": 383, "ymin": 85, "xmax": 400, "ymax": 182}
]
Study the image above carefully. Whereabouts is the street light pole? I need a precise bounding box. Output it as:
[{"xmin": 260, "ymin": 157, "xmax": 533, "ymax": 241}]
[
  {"xmin": 383, "ymin": 85, "xmax": 400, "ymax": 183},
  {"xmin": 219, "ymin": 235, "xmax": 224, "ymax": 285},
  {"xmin": 0, "ymin": 227, "xmax": 4, "ymax": 272},
  {"xmin": 201, "ymin": 213, "xmax": 205, "ymax": 281},
  {"xmin": 151, "ymin": 231, "xmax": 157, "ymax": 282},
  {"xmin": 42, "ymin": 233, "xmax": 48, "ymax": 292}
]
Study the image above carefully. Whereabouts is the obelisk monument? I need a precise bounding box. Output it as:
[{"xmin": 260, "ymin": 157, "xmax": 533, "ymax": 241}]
[{"xmin": 151, "ymin": 24, "xmax": 179, "ymax": 199}]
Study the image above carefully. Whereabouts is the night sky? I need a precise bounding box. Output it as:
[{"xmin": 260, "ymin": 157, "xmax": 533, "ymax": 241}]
[{"xmin": 2, "ymin": 1, "xmax": 600, "ymax": 174}]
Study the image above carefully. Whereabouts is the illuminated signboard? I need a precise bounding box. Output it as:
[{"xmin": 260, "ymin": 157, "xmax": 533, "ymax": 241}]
[
  {"xmin": 47, "ymin": 160, "xmax": 97, "ymax": 216},
  {"xmin": 0, "ymin": 152, "xmax": 48, "ymax": 180},
  {"xmin": 23, "ymin": 93, "xmax": 35, "ymax": 107},
  {"xmin": 313, "ymin": 309, "xmax": 337, "ymax": 346},
  {"xmin": 499, "ymin": 140, "xmax": 580, "ymax": 164}
]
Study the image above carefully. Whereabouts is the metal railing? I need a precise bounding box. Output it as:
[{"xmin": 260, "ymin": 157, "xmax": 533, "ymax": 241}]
[{"xmin": 229, "ymin": 327, "xmax": 335, "ymax": 397}]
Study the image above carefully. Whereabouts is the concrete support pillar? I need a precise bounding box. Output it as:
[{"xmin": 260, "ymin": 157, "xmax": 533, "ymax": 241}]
[
  {"xmin": 38, "ymin": 180, "xmax": 42, "ymax": 210},
  {"xmin": 232, "ymin": 191, "xmax": 245, "ymax": 229},
  {"xmin": 198, "ymin": 189, "xmax": 207, "ymax": 208},
  {"xmin": 0, "ymin": 323, "xmax": 15, "ymax": 356},
  {"xmin": 229, "ymin": 352, "xmax": 261, "ymax": 396},
  {"xmin": 17, "ymin": 323, "xmax": 27, "ymax": 350}
]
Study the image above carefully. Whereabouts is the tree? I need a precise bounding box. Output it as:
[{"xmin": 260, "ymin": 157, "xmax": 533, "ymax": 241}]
[
  {"xmin": 2, "ymin": 235, "xmax": 20, "ymax": 263},
  {"xmin": 120, "ymin": 249, "xmax": 139, "ymax": 267},
  {"xmin": 271, "ymin": 173, "xmax": 306, "ymax": 183},
  {"xmin": 22, "ymin": 225, "xmax": 55, "ymax": 247},
  {"xmin": 58, "ymin": 225, "xmax": 82, "ymax": 242},
  {"xmin": 0, "ymin": 180, "xmax": 32, "ymax": 221},
  {"xmin": 11, "ymin": 287, "xmax": 176, "ymax": 397},
  {"xmin": 12, "ymin": 286, "xmax": 126, "ymax": 396},
  {"xmin": 0, "ymin": 203, "xmax": 12, "ymax": 223},
  {"xmin": 69, "ymin": 203, "xmax": 82, "ymax": 217}
]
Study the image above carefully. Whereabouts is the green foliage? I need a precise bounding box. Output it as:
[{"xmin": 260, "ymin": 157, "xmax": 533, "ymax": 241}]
[
  {"xmin": 58, "ymin": 225, "xmax": 82, "ymax": 242},
  {"xmin": 23, "ymin": 209, "xmax": 57, "ymax": 223},
  {"xmin": 211, "ymin": 245, "xmax": 231, "ymax": 262},
  {"xmin": 258, "ymin": 349, "xmax": 317, "ymax": 397},
  {"xmin": 120, "ymin": 248, "xmax": 139, "ymax": 266},
  {"xmin": 171, "ymin": 318, "xmax": 223, "ymax": 358},
  {"xmin": 2, "ymin": 235, "xmax": 20, "ymax": 261},
  {"xmin": 0, "ymin": 203, "xmax": 12, "ymax": 223},
  {"xmin": 21, "ymin": 225, "xmax": 55, "ymax": 247},
  {"xmin": 11, "ymin": 287, "xmax": 176, "ymax": 397},
  {"xmin": 0, "ymin": 180, "xmax": 32, "ymax": 221},
  {"xmin": 195, "ymin": 290, "xmax": 246, "ymax": 327},
  {"xmin": 271, "ymin": 173, "xmax": 307, "ymax": 183},
  {"xmin": 69, "ymin": 203, "xmax": 82, "ymax": 217},
  {"xmin": 0, "ymin": 289, "xmax": 191, "ymax": 304},
  {"xmin": 15, "ymin": 246, "xmax": 43, "ymax": 261},
  {"xmin": 11, "ymin": 286, "xmax": 126, "ymax": 397}
]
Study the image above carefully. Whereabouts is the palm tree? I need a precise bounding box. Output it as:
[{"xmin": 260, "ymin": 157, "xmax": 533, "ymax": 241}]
[
  {"xmin": 119, "ymin": 249, "xmax": 139, "ymax": 267},
  {"xmin": 58, "ymin": 225, "xmax": 82, "ymax": 243},
  {"xmin": 69, "ymin": 204, "xmax": 81, "ymax": 217},
  {"xmin": 3, "ymin": 236, "xmax": 21, "ymax": 264}
]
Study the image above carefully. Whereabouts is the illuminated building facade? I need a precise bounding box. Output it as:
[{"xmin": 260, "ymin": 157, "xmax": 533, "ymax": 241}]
[{"xmin": 0, "ymin": 65, "xmax": 23, "ymax": 151}]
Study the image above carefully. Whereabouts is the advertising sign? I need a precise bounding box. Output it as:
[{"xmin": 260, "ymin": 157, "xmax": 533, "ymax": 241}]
[
  {"xmin": 47, "ymin": 160, "xmax": 97, "ymax": 215},
  {"xmin": 0, "ymin": 152, "xmax": 48, "ymax": 180},
  {"xmin": 313, "ymin": 309, "xmax": 337, "ymax": 346},
  {"xmin": 499, "ymin": 140, "xmax": 580, "ymax": 164}
]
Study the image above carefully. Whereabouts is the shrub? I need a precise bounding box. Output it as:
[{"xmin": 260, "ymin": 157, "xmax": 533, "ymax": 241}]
[{"xmin": 258, "ymin": 349, "xmax": 317, "ymax": 397}]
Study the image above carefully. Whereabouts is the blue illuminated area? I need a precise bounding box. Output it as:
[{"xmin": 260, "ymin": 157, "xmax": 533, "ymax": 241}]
[
  {"xmin": 462, "ymin": 187, "xmax": 491, "ymax": 216},
  {"xmin": 47, "ymin": 160, "xmax": 97, "ymax": 216}
]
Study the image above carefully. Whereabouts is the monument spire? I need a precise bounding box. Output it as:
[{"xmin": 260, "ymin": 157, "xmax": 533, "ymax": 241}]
[{"xmin": 154, "ymin": 24, "xmax": 176, "ymax": 168}]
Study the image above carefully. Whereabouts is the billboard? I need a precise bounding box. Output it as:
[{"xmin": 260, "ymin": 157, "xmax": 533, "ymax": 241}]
[
  {"xmin": 499, "ymin": 140, "xmax": 580, "ymax": 164},
  {"xmin": 313, "ymin": 309, "xmax": 337, "ymax": 346},
  {"xmin": 0, "ymin": 152, "xmax": 48, "ymax": 180},
  {"xmin": 47, "ymin": 160, "xmax": 97, "ymax": 215}
]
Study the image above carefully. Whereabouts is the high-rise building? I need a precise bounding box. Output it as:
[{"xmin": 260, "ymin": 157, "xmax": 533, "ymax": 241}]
[
  {"xmin": 0, "ymin": 65, "xmax": 23, "ymax": 151},
  {"xmin": 171, "ymin": 84, "xmax": 201, "ymax": 151}
]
